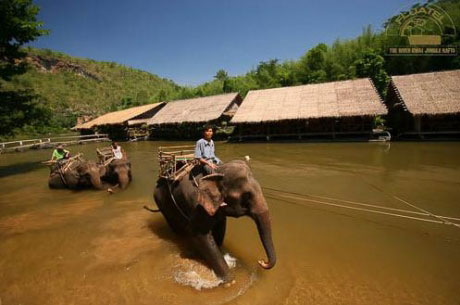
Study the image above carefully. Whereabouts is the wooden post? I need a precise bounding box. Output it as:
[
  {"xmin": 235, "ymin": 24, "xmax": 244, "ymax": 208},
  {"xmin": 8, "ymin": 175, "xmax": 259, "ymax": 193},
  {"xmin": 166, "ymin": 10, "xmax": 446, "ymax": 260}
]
[
  {"xmin": 173, "ymin": 154, "xmax": 176, "ymax": 178},
  {"xmin": 266, "ymin": 124, "xmax": 270, "ymax": 141},
  {"xmin": 414, "ymin": 116, "xmax": 421, "ymax": 132},
  {"xmin": 414, "ymin": 116, "xmax": 422, "ymax": 139},
  {"xmin": 332, "ymin": 119, "xmax": 336, "ymax": 140}
]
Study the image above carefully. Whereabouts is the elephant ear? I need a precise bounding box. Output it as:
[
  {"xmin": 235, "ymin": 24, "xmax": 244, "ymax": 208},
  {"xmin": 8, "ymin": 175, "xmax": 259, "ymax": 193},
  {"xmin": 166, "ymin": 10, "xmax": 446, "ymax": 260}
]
[{"xmin": 197, "ymin": 174, "xmax": 224, "ymax": 216}]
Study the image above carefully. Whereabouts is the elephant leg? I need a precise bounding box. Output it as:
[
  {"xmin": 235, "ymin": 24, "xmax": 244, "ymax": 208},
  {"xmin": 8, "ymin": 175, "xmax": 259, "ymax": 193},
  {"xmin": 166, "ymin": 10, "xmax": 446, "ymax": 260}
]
[
  {"xmin": 212, "ymin": 217, "xmax": 226, "ymax": 247},
  {"xmin": 191, "ymin": 233, "xmax": 232, "ymax": 282},
  {"xmin": 48, "ymin": 173, "xmax": 65, "ymax": 189}
]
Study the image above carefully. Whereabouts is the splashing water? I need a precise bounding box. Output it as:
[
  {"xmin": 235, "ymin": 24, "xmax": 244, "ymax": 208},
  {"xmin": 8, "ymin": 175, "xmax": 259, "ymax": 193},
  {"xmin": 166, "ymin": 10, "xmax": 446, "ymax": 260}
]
[
  {"xmin": 174, "ymin": 270, "xmax": 223, "ymax": 290},
  {"xmin": 173, "ymin": 253, "xmax": 237, "ymax": 290},
  {"xmin": 223, "ymin": 253, "xmax": 237, "ymax": 269}
]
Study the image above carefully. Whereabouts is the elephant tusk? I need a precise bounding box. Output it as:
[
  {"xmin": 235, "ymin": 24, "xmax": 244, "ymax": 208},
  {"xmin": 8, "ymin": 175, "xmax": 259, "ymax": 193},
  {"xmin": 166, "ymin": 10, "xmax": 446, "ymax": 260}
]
[{"xmin": 220, "ymin": 202, "xmax": 228, "ymax": 207}]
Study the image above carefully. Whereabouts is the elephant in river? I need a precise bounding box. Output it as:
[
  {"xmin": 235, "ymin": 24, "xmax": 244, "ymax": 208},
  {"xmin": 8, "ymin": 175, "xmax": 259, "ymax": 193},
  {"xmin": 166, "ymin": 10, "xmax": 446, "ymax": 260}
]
[
  {"xmin": 101, "ymin": 159, "xmax": 132, "ymax": 189},
  {"xmin": 153, "ymin": 160, "xmax": 276, "ymax": 283},
  {"xmin": 48, "ymin": 159, "xmax": 107, "ymax": 190}
]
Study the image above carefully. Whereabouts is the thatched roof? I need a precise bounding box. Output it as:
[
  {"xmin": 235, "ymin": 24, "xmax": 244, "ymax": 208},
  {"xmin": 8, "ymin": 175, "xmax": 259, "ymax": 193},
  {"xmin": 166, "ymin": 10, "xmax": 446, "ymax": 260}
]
[
  {"xmin": 389, "ymin": 69, "xmax": 460, "ymax": 115},
  {"xmin": 74, "ymin": 103, "xmax": 164, "ymax": 129},
  {"xmin": 127, "ymin": 118, "xmax": 150, "ymax": 126},
  {"xmin": 148, "ymin": 93, "xmax": 241, "ymax": 125},
  {"xmin": 231, "ymin": 78, "xmax": 386, "ymax": 124}
]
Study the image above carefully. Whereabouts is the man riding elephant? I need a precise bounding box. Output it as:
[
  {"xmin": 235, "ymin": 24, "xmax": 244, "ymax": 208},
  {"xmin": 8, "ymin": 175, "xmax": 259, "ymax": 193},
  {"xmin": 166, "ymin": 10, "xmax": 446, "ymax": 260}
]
[
  {"xmin": 99, "ymin": 143, "xmax": 132, "ymax": 192},
  {"xmin": 195, "ymin": 125, "xmax": 222, "ymax": 175},
  {"xmin": 153, "ymin": 158, "xmax": 276, "ymax": 284},
  {"xmin": 50, "ymin": 144, "xmax": 70, "ymax": 162},
  {"xmin": 48, "ymin": 156, "xmax": 107, "ymax": 190}
]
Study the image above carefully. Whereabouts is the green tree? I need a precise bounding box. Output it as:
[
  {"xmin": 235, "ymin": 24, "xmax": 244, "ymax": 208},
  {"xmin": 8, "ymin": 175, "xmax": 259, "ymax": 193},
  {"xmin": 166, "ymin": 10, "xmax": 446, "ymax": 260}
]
[
  {"xmin": 155, "ymin": 89, "xmax": 168, "ymax": 102},
  {"xmin": 214, "ymin": 69, "xmax": 229, "ymax": 92},
  {"xmin": 214, "ymin": 69, "xmax": 228, "ymax": 81},
  {"xmin": 118, "ymin": 97, "xmax": 140, "ymax": 110},
  {"xmin": 0, "ymin": 0, "xmax": 49, "ymax": 137},
  {"xmin": 222, "ymin": 74, "xmax": 258, "ymax": 97},
  {"xmin": 297, "ymin": 43, "xmax": 328, "ymax": 84},
  {"xmin": 135, "ymin": 89, "xmax": 149, "ymax": 104},
  {"xmin": 254, "ymin": 59, "xmax": 282, "ymax": 88},
  {"xmin": 0, "ymin": 90, "xmax": 51, "ymax": 137},
  {"xmin": 0, "ymin": 0, "xmax": 49, "ymax": 81},
  {"xmin": 353, "ymin": 49, "xmax": 389, "ymax": 96}
]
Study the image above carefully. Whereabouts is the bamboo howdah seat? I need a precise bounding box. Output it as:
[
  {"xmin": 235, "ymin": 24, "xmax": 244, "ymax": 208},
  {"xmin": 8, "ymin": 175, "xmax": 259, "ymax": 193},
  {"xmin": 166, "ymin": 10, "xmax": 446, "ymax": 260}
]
[
  {"xmin": 158, "ymin": 145, "xmax": 197, "ymax": 181},
  {"xmin": 97, "ymin": 147, "xmax": 115, "ymax": 165}
]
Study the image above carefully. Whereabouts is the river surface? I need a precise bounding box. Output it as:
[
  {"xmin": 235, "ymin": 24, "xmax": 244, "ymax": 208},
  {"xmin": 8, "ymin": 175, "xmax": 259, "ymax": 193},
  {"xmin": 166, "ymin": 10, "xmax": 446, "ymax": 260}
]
[{"xmin": 0, "ymin": 141, "xmax": 459, "ymax": 305}]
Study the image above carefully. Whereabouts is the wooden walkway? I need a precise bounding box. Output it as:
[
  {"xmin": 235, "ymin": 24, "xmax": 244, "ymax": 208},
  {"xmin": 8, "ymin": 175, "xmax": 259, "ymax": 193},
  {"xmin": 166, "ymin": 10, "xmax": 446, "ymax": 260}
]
[{"xmin": 0, "ymin": 134, "xmax": 110, "ymax": 154}]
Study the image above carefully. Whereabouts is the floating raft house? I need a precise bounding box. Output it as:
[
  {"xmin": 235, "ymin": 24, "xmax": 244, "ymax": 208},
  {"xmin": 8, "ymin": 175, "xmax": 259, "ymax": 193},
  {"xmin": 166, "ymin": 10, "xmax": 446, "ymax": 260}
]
[
  {"xmin": 74, "ymin": 102, "xmax": 165, "ymax": 140},
  {"xmin": 147, "ymin": 93, "xmax": 242, "ymax": 139},
  {"xmin": 230, "ymin": 78, "xmax": 387, "ymax": 141},
  {"xmin": 385, "ymin": 69, "xmax": 460, "ymax": 139}
]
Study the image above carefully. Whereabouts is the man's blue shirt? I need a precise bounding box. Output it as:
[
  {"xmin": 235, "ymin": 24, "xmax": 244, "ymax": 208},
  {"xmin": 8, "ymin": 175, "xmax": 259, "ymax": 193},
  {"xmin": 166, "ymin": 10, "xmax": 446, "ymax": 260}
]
[{"xmin": 194, "ymin": 138, "xmax": 221, "ymax": 164}]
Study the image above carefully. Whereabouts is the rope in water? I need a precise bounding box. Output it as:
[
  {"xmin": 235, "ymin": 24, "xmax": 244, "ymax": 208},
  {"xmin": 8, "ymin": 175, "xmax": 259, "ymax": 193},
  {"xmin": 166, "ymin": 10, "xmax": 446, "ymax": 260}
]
[
  {"xmin": 262, "ymin": 186, "xmax": 460, "ymax": 228},
  {"xmin": 392, "ymin": 195, "xmax": 460, "ymax": 229},
  {"xmin": 345, "ymin": 167, "xmax": 460, "ymax": 229}
]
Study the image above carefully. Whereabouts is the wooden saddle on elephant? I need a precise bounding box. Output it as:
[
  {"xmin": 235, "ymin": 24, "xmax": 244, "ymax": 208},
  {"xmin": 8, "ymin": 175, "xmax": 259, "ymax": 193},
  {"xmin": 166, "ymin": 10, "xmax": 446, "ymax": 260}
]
[
  {"xmin": 49, "ymin": 153, "xmax": 84, "ymax": 175},
  {"xmin": 158, "ymin": 145, "xmax": 197, "ymax": 182},
  {"xmin": 62, "ymin": 153, "xmax": 84, "ymax": 172},
  {"xmin": 97, "ymin": 147, "xmax": 115, "ymax": 166}
]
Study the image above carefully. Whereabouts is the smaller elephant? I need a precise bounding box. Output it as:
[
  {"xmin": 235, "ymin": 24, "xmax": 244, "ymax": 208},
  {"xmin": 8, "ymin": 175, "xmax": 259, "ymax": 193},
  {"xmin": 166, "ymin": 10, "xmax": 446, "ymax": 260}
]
[
  {"xmin": 101, "ymin": 159, "xmax": 132, "ymax": 190},
  {"xmin": 48, "ymin": 159, "xmax": 107, "ymax": 190}
]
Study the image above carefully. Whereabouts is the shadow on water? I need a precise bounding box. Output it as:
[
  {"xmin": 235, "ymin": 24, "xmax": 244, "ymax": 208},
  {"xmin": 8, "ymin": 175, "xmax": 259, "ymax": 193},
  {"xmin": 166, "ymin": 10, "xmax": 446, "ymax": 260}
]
[
  {"xmin": 0, "ymin": 161, "xmax": 44, "ymax": 178},
  {"xmin": 146, "ymin": 216, "xmax": 202, "ymax": 261}
]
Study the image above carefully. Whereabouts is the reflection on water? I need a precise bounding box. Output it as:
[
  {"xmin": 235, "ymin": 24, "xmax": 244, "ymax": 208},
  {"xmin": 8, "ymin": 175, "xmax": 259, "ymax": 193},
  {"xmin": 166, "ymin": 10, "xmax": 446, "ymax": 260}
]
[{"xmin": 0, "ymin": 141, "xmax": 459, "ymax": 304}]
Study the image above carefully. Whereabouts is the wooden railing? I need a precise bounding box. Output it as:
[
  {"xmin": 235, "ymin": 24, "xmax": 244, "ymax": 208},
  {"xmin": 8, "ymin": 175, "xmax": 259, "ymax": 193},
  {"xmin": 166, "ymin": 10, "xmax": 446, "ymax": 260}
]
[{"xmin": 0, "ymin": 134, "xmax": 110, "ymax": 154}]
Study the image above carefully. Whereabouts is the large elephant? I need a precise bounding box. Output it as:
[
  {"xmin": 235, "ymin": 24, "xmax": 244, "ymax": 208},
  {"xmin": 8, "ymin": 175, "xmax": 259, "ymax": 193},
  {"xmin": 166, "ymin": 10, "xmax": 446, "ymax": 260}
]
[
  {"xmin": 101, "ymin": 159, "xmax": 132, "ymax": 189},
  {"xmin": 48, "ymin": 160, "xmax": 106, "ymax": 190},
  {"xmin": 153, "ymin": 160, "xmax": 276, "ymax": 283}
]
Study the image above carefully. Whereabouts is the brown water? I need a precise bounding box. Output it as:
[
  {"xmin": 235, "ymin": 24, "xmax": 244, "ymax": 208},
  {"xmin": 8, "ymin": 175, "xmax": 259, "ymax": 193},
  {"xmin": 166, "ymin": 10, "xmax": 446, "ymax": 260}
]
[{"xmin": 1, "ymin": 141, "xmax": 459, "ymax": 305}]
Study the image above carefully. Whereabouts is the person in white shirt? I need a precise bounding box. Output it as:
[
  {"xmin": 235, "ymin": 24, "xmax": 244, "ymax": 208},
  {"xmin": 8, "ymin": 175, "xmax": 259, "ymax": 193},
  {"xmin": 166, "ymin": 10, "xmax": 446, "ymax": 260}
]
[{"xmin": 111, "ymin": 142, "xmax": 124, "ymax": 160}]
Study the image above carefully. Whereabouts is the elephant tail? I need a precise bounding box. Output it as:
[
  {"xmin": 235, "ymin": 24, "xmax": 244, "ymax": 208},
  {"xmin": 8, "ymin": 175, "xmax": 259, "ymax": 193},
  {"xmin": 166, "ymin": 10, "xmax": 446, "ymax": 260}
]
[{"xmin": 143, "ymin": 205, "xmax": 161, "ymax": 213}]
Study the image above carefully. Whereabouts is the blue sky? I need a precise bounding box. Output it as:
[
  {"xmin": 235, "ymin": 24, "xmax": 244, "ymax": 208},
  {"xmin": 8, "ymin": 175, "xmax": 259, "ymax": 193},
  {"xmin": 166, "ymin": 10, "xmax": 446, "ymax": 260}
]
[{"xmin": 31, "ymin": 0, "xmax": 414, "ymax": 85}]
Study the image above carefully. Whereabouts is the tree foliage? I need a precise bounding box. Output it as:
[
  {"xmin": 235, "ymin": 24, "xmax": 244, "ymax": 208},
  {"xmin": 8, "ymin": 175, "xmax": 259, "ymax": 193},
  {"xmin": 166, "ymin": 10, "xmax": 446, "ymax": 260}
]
[
  {"xmin": 0, "ymin": 0, "xmax": 49, "ymax": 81},
  {"xmin": 0, "ymin": 0, "xmax": 49, "ymax": 137}
]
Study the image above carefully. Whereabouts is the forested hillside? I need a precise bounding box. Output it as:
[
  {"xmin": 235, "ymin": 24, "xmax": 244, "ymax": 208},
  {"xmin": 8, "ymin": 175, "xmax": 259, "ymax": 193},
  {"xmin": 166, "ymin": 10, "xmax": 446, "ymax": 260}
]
[{"xmin": 0, "ymin": 47, "xmax": 182, "ymax": 130}]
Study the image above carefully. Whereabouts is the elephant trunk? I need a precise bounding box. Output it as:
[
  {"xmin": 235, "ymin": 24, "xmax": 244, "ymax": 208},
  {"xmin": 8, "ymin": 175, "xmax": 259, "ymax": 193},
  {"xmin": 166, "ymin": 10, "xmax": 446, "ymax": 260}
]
[
  {"xmin": 89, "ymin": 171, "xmax": 104, "ymax": 190},
  {"xmin": 119, "ymin": 176, "xmax": 129, "ymax": 189},
  {"xmin": 98, "ymin": 165, "xmax": 107, "ymax": 178},
  {"xmin": 253, "ymin": 210, "xmax": 276, "ymax": 270}
]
